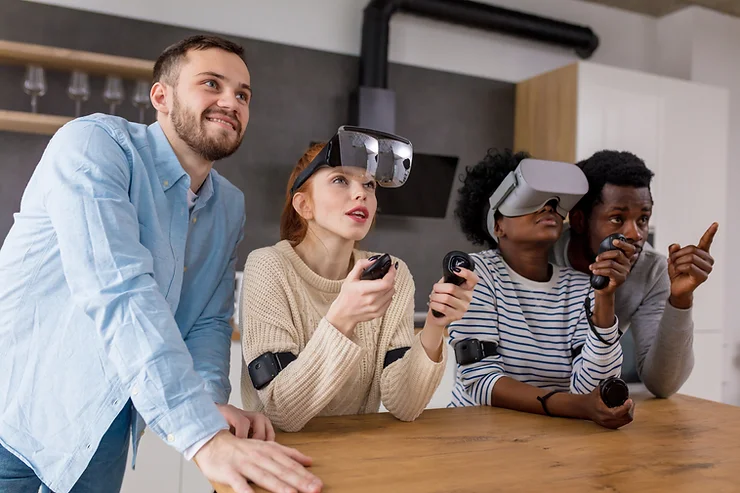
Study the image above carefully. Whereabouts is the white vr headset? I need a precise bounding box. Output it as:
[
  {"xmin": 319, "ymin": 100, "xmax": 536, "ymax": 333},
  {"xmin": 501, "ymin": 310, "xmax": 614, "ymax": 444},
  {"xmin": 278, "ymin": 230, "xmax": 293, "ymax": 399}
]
[{"xmin": 486, "ymin": 158, "xmax": 589, "ymax": 237}]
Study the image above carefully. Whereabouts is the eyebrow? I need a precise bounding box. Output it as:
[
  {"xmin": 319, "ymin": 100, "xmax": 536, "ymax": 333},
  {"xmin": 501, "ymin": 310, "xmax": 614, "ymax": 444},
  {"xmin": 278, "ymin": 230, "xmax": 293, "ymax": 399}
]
[
  {"xmin": 196, "ymin": 71, "xmax": 252, "ymax": 94},
  {"xmin": 607, "ymin": 205, "xmax": 653, "ymax": 212}
]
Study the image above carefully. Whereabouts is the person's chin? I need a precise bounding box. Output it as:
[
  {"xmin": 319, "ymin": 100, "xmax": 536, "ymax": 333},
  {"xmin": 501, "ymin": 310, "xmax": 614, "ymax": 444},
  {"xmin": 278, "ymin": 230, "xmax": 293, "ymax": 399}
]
[{"xmin": 340, "ymin": 226, "xmax": 369, "ymax": 242}]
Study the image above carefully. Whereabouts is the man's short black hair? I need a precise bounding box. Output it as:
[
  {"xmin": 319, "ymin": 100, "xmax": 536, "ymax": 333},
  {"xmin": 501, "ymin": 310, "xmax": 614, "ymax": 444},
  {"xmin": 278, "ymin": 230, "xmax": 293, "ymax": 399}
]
[
  {"xmin": 572, "ymin": 150, "xmax": 655, "ymax": 218},
  {"xmin": 454, "ymin": 148, "xmax": 530, "ymax": 250},
  {"xmin": 153, "ymin": 35, "xmax": 246, "ymax": 85}
]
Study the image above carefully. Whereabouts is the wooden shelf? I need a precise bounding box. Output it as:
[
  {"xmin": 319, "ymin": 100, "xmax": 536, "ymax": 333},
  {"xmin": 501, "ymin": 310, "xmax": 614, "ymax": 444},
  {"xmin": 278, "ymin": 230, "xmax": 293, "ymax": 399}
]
[
  {"xmin": 0, "ymin": 39, "xmax": 153, "ymax": 80},
  {"xmin": 0, "ymin": 109, "xmax": 71, "ymax": 135}
]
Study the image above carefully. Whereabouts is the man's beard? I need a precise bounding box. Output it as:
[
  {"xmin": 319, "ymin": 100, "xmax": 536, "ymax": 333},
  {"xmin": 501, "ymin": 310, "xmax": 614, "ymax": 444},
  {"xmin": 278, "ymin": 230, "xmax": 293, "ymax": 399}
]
[{"xmin": 171, "ymin": 94, "xmax": 243, "ymax": 162}]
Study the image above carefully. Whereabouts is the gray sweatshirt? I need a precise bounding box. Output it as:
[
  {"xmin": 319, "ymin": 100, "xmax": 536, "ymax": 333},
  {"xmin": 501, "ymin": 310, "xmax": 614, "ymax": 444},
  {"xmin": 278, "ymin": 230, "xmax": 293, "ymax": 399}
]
[{"xmin": 550, "ymin": 226, "xmax": 694, "ymax": 398}]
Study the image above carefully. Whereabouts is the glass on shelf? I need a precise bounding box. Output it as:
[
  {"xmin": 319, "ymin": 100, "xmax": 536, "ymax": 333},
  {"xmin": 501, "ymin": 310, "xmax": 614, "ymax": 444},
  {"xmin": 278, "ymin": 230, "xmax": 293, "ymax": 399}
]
[
  {"xmin": 23, "ymin": 65, "xmax": 47, "ymax": 114},
  {"xmin": 68, "ymin": 70, "xmax": 90, "ymax": 117},
  {"xmin": 103, "ymin": 75, "xmax": 126, "ymax": 116},
  {"xmin": 132, "ymin": 80, "xmax": 151, "ymax": 123}
]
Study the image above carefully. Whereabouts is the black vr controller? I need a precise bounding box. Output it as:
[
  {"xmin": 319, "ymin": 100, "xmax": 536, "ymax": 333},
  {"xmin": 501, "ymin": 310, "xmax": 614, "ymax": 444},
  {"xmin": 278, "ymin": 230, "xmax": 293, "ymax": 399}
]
[
  {"xmin": 590, "ymin": 233, "xmax": 628, "ymax": 290},
  {"xmin": 432, "ymin": 251, "xmax": 475, "ymax": 318},
  {"xmin": 599, "ymin": 376, "xmax": 630, "ymax": 408},
  {"xmin": 360, "ymin": 253, "xmax": 392, "ymax": 281}
]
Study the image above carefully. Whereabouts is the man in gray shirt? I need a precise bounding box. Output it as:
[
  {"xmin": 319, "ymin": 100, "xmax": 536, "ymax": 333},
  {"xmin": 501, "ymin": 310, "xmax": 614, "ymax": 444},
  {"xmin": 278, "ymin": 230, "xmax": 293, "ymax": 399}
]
[{"xmin": 551, "ymin": 150, "xmax": 717, "ymax": 398}]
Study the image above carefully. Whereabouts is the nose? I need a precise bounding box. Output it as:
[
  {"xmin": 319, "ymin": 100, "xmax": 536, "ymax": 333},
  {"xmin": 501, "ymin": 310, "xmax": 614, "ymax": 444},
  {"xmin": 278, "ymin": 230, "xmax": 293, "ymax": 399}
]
[
  {"xmin": 622, "ymin": 220, "xmax": 644, "ymax": 243},
  {"xmin": 541, "ymin": 200, "xmax": 557, "ymax": 213},
  {"xmin": 352, "ymin": 181, "xmax": 367, "ymax": 201},
  {"xmin": 217, "ymin": 91, "xmax": 240, "ymax": 113}
]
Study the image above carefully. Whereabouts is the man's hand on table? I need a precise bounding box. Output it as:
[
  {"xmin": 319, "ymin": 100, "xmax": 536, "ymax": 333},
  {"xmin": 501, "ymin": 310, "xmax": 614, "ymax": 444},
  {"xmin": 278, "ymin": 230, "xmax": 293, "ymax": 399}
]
[
  {"xmin": 217, "ymin": 404, "xmax": 276, "ymax": 441},
  {"xmin": 195, "ymin": 430, "xmax": 323, "ymax": 493}
]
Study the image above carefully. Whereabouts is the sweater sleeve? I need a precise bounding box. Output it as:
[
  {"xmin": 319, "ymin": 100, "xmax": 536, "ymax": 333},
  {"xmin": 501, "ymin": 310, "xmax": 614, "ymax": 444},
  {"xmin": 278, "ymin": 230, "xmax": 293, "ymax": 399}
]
[
  {"xmin": 380, "ymin": 261, "xmax": 446, "ymax": 421},
  {"xmin": 240, "ymin": 250, "xmax": 363, "ymax": 432},
  {"xmin": 448, "ymin": 263, "xmax": 506, "ymax": 406},
  {"xmin": 628, "ymin": 258, "xmax": 694, "ymax": 398},
  {"xmin": 570, "ymin": 294, "xmax": 623, "ymax": 394}
]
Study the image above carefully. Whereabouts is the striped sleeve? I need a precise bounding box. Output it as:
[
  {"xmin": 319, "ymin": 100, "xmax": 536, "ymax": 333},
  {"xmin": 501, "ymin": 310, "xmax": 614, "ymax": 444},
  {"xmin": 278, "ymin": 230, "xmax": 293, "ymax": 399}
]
[
  {"xmin": 448, "ymin": 259, "xmax": 505, "ymax": 407},
  {"xmin": 570, "ymin": 295, "xmax": 624, "ymax": 394}
]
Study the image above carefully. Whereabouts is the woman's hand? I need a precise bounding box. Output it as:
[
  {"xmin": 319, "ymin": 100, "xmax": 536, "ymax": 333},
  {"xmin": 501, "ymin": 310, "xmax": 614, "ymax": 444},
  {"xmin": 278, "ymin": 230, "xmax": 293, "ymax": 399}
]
[{"xmin": 326, "ymin": 258, "xmax": 397, "ymax": 337}]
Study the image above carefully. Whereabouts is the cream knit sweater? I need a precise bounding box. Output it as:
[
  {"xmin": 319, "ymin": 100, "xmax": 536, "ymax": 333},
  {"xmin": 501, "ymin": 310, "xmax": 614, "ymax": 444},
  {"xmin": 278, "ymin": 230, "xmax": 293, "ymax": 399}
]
[{"xmin": 240, "ymin": 240, "xmax": 446, "ymax": 432}]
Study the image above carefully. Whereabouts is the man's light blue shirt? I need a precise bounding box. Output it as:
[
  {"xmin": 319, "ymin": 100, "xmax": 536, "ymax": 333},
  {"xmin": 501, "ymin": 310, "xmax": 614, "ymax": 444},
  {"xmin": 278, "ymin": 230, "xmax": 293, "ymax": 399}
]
[{"xmin": 0, "ymin": 114, "xmax": 244, "ymax": 492}]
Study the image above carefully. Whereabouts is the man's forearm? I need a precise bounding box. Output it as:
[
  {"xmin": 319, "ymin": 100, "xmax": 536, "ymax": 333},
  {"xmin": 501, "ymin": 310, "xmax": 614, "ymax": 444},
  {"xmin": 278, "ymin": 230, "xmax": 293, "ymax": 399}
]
[{"xmin": 639, "ymin": 304, "xmax": 694, "ymax": 398}]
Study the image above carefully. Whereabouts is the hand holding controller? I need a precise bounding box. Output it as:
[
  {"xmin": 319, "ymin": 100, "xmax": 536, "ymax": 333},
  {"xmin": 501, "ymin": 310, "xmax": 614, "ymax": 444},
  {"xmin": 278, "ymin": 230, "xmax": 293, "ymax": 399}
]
[
  {"xmin": 591, "ymin": 234, "xmax": 628, "ymax": 290},
  {"xmin": 599, "ymin": 376, "xmax": 629, "ymax": 408},
  {"xmin": 360, "ymin": 253, "xmax": 392, "ymax": 281},
  {"xmin": 432, "ymin": 251, "xmax": 475, "ymax": 318}
]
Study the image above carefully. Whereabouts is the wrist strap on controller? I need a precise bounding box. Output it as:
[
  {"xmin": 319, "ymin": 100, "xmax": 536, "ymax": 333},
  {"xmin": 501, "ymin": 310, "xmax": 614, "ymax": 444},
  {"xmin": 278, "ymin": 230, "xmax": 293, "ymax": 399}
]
[{"xmin": 583, "ymin": 297, "xmax": 621, "ymax": 346}]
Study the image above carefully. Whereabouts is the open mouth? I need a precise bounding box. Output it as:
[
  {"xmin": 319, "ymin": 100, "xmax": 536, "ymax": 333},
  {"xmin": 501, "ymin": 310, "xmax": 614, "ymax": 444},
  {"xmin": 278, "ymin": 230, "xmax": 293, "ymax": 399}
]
[
  {"xmin": 205, "ymin": 115, "xmax": 237, "ymax": 132},
  {"xmin": 346, "ymin": 207, "xmax": 369, "ymax": 222}
]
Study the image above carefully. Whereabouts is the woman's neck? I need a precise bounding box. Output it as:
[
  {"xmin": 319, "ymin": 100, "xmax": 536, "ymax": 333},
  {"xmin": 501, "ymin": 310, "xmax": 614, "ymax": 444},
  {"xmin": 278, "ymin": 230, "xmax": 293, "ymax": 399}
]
[
  {"xmin": 293, "ymin": 229, "xmax": 355, "ymax": 280},
  {"xmin": 498, "ymin": 242, "xmax": 552, "ymax": 282}
]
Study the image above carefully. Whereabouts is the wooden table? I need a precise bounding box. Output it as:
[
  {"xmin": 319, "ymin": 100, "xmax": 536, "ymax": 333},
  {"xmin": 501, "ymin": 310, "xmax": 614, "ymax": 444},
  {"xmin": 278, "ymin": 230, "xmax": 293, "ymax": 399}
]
[{"xmin": 213, "ymin": 393, "xmax": 740, "ymax": 492}]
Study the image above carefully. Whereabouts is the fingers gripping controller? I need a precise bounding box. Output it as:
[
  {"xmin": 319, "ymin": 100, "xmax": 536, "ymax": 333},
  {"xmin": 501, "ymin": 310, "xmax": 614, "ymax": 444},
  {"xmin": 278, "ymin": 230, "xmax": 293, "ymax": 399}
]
[
  {"xmin": 591, "ymin": 234, "xmax": 628, "ymax": 290},
  {"xmin": 432, "ymin": 251, "xmax": 475, "ymax": 318}
]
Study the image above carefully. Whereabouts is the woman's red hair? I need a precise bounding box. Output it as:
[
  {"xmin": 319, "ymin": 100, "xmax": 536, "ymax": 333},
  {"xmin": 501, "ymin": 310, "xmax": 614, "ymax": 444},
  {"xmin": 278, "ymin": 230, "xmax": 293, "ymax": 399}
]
[{"xmin": 280, "ymin": 142, "xmax": 326, "ymax": 244}]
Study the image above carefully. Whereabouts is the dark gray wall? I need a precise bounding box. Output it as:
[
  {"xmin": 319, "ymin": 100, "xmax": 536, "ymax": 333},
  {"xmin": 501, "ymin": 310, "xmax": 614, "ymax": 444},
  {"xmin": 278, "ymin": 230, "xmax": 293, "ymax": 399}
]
[{"xmin": 0, "ymin": 0, "xmax": 514, "ymax": 309}]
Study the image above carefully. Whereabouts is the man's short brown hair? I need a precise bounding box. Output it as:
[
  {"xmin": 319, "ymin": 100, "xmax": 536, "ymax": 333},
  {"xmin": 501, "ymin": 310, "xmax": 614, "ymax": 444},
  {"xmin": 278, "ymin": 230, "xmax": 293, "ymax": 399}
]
[{"xmin": 153, "ymin": 34, "xmax": 246, "ymax": 85}]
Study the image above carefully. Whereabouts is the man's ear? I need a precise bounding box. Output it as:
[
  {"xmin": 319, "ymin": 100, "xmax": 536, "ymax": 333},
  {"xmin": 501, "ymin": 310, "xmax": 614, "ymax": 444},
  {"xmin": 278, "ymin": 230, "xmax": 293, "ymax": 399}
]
[
  {"xmin": 292, "ymin": 192, "xmax": 313, "ymax": 221},
  {"xmin": 569, "ymin": 209, "xmax": 586, "ymax": 235},
  {"xmin": 150, "ymin": 81, "xmax": 170, "ymax": 115}
]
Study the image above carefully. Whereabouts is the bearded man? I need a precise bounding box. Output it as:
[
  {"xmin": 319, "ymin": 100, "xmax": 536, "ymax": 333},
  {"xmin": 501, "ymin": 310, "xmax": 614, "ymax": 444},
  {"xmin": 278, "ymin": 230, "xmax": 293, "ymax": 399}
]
[{"xmin": 0, "ymin": 35, "xmax": 322, "ymax": 493}]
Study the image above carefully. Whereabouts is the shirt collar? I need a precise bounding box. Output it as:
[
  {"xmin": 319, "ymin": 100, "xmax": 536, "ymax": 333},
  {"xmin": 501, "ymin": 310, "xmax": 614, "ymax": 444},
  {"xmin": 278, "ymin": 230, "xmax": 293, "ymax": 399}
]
[
  {"xmin": 148, "ymin": 122, "xmax": 188, "ymax": 192},
  {"xmin": 193, "ymin": 172, "xmax": 215, "ymax": 212}
]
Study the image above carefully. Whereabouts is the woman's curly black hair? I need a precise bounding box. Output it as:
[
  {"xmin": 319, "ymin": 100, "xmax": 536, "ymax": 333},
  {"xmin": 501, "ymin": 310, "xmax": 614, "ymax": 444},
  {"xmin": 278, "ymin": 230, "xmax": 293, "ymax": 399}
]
[{"xmin": 454, "ymin": 148, "xmax": 530, "ymax": 249}]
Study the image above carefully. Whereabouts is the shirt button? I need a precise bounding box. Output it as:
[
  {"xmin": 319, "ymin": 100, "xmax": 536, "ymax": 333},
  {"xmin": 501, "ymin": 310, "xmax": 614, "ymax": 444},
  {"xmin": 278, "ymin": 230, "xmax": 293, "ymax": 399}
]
[
  {"xmin": 163, "ymin": 180, "xmax": 169, "ymax": 187},
  {"xmin": 192, "ymin": 216, "xmax": 197, "ymax": 224},
  {"xmin": 167, "ymin": 434, "xmax": 175, "ymax": 443},
  {"xmin": 183, "ymin": 266, "xmax": 188, "ymax": 273},
  {"xmin": 132, "ymin": 386, "xmax": 139, "ymax": 396}
]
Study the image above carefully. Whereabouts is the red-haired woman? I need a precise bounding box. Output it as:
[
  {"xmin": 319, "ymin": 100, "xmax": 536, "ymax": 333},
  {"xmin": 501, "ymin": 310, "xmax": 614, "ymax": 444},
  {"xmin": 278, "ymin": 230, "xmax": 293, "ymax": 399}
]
[{"xmin": 240, "ymin": 142, "xmax": 478, "ymax": 432}]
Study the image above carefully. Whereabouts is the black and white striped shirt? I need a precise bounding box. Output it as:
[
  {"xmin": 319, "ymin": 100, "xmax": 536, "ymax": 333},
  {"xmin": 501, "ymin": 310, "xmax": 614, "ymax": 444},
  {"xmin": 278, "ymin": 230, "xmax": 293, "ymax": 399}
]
[{"xmin": 449, "ymin": 250, "xmax": 623, "ymax": 407}]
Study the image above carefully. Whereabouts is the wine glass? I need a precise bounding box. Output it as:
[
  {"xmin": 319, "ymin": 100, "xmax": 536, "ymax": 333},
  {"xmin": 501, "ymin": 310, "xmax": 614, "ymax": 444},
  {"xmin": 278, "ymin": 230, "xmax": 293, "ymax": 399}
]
[
  {"xmin": 68, "ymin": 71, "xmax": 90, "ymax": 117},
  {"xmin": 132, "ymin": 80, "xmax": 151, "ymax": 123},
  {"xmin": 103, "ymin": 75, "xmax": 125, "ymax": 115},
  {"xmin": 23, "ymin": 65, "xmax": 47, "ymax": 113}
]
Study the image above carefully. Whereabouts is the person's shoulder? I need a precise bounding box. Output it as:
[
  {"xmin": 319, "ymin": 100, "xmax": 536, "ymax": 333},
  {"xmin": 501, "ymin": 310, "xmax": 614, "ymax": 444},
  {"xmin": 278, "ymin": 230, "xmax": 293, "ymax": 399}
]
[
  {"xmin": 628, "ymin": 244, "xmax": 669, "ymax": 289},
  {"xmin": 470, "ymin": 249, "xmax": 503, "ymax": 273},
  {"xmin": 49, "ymin": 114, "xmax": 134, "ymax": 150},
  {"xmin": 57, "ymin": 113, "xmax": 141, "ymax": 141},
  {"xmin": 246, "ymin": 242, "xmax": 290, "ymax": 270},
  {"xmin": 635, "ymin": 243, "xmax": 667, "ymax": 272},
  {"xmin": 555, "ymin": 265, "xmax": 592, "ymax": 294},
  {"xmin": 211, "ymin": 169, "xmax": 244, "ymax": 203}
]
